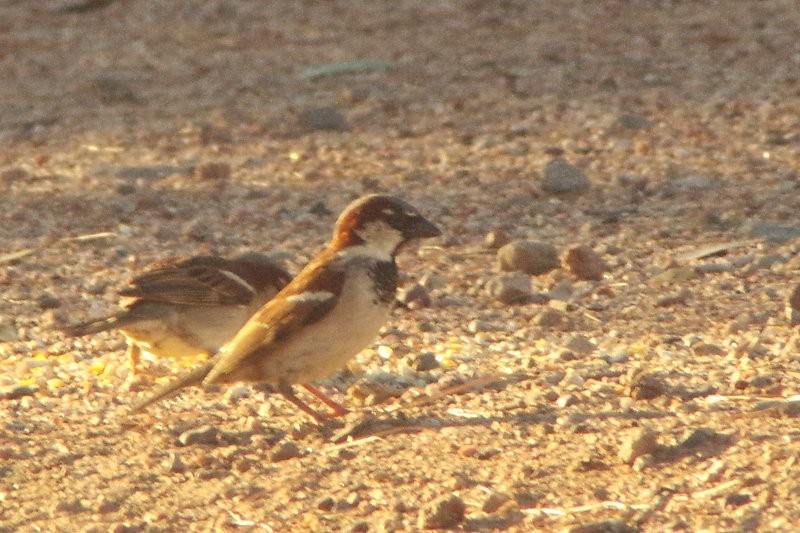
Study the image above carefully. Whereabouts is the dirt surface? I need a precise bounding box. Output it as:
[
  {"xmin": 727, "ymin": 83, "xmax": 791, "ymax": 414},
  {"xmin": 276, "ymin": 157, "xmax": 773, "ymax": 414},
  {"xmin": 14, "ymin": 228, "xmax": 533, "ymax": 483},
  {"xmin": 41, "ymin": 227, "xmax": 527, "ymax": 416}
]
[{"xmin": 2, "ymin": 1, "xmax": 800, "ymax": 531}]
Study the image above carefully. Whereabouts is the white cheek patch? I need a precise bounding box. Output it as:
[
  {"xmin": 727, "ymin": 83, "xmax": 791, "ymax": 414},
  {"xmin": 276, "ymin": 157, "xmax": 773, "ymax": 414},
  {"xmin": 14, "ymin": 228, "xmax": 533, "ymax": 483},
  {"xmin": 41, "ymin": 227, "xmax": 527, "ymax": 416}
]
[
  {"xmin": 353, "ymin": 219, "xmax": 404, "ymax": 256},
  {"xmin": 287, "ymin": 291, "xmax": 335, "ymax": 304}
]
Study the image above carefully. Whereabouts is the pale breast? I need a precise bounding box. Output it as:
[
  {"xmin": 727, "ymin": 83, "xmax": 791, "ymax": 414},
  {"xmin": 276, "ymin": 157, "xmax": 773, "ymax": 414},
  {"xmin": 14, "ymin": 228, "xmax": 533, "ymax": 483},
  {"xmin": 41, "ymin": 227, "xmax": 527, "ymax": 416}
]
[
  {"xmin": 263, "ymin": 266, "xmax": 393, "ymax": 383},
  {"xmin": 122, "ymin": 304, "xmax": 253, "ymax": 359}
]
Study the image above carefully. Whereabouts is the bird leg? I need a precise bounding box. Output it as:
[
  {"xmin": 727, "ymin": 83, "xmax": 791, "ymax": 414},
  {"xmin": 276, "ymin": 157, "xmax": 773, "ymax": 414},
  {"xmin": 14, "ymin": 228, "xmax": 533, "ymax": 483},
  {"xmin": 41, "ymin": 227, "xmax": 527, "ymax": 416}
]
[
  {"xmin": 127, "ymin": 343, "xmax": 141, "ymax": 375},
  {"xmin": 278, "ymin": 382, "xmax": 331, "ymax": 422},
  {"xmin": 301, "ymin": 384, "xmax": 349, "ymax": 417}
]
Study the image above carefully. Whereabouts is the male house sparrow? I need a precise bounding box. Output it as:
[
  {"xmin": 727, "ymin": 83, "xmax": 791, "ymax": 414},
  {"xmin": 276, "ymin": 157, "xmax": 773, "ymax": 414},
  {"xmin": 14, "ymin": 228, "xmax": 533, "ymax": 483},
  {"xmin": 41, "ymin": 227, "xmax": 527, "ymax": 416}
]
[
  {"xmin": 63, "ymin": 253, "xmax": 293, "ymax": 372},
  {"xmin": 131, "ymin": 194, "xmax": 441, "ymax": 420}
]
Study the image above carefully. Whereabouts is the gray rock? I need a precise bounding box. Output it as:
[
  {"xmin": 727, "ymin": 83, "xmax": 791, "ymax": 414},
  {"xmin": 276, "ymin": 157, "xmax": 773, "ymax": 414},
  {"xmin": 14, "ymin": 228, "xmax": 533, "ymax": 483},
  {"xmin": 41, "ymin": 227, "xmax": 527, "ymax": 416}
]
[
  {"xmin": 543, "ymin": 158, "xmax": 590, "ymax": 194},
  {"xmin": 417, "ymin": 494, "xmax": 466, "ymax": 529},
  {"xmin": 409, "ymin": 352, "xmax": 439, "ymax": 372},
  {"xmin": 178, "ymin": 425, "xmax": 220, "ymax": 446},
  {"xmin": 497, "ymin": 240, "xmax": 559, "ymax": 275},
  {"xmin": 563, "ymin": 245, "xmax": 607, "ymax": 280},
  {"xmin": 618, "ymin": 427, "xmax": 660, "ymax": 464},
  {"xmin": 486, "ymin": 273, "xmax": 531, "ymax": 304}
]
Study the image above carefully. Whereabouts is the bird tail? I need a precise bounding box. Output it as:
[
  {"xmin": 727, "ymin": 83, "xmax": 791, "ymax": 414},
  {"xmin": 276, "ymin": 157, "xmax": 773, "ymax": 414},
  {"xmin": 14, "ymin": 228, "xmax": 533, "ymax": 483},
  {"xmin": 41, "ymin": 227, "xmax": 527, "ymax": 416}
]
[
  {"xmin": 128, "ymin": 359, "xmax": 216, "ymax": 414},
  {"xmin": 61, "ymin": 314, "xmax": 126, "ymax": 337}
]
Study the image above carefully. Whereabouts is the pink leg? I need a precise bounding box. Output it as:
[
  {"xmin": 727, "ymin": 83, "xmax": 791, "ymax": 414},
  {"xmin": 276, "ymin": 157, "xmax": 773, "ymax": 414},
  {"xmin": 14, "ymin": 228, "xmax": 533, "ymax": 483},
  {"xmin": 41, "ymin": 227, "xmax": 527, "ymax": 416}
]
[{"xmin": 302, "ymin": 384, "xmax": 349, "ymax": 417}]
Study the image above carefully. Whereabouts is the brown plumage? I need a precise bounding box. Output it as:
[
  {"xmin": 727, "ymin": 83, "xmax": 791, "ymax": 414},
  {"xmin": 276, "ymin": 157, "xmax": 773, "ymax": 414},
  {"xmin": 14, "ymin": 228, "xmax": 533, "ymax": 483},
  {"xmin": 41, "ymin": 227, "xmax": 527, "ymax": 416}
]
[
  {"xmin": 130, "ymin": 194, "xmax": 441, "ymax": 420},
  {"xmin": 63, "ymin": 252, "xmax": 292, "ymax": 372}
]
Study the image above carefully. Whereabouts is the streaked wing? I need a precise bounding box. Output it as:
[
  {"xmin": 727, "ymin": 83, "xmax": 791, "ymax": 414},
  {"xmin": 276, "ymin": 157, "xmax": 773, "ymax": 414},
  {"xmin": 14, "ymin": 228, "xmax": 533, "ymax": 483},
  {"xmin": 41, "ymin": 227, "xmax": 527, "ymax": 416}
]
[
  {"xmin": 120, "ymin": 256, "xmax": 259, "ymax": 306},
  {"xmin": 204, "ymin": 251, "xmax": 345, "ymax": 383}
]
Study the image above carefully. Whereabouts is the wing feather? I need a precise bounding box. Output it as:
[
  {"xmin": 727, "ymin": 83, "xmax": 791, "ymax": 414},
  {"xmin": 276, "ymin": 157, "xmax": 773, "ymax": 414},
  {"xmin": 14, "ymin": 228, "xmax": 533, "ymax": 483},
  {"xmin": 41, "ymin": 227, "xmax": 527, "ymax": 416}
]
[{"xmin": 204, "ymin": 250, "xmax": 345, "ymax": 383}]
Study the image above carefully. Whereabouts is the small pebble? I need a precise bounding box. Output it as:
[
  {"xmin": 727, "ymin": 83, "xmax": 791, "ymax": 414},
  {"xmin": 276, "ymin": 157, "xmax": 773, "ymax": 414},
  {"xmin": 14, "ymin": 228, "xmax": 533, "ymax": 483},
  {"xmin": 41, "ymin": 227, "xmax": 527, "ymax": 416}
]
[
  {"xmin": 349, "ymin": 521, "xmax": 369, "ymax": 533},
  {"xmin": 691, "ymin": 343, "xmax": 725, "ymax": 356},
  {"xmin": 789, "ymin": 284, "xmax": 800, "ymax": 313},
  {"xmin": 317, "ymin": 496, "xmax": 335, "ymax": 511},
  {"xmin": 225, "ymin": 384, "xmax": 250, "ymax": 403},
  {"xmin": 270, "ymin": 440, "xmax": 302, "ymax": 462},
  {"xmin": 0, "ymin": 385, "xmax": 37, "ymax": 400},
  {"xmin": 556, "ymin": 394, "xmax": 578, "ymax": 408},
  {"xmin": 178, "ymin": 425, "xmax": 220, "ymax": 446},
  {"xmin": 629, "ymin": 373, "xmax": 668, "ymax": 400},
  {"xmin": 481, "ymin": 491, "xmax": 511, "ymax": 513},
  {"xmin": 409, "ymin": 352, "xmax": 439, "ymax": 372},
  {"xmin": 564, "ymin": 335, "xmax": 595, "ymax": 355},
  {"xmin": 196, "ymin": 162, "xmax": 230, "ymax": 181},
  {"xmin": 542, "ymin": 158, "xmax": 591, "ymax": 194},
  {"xmin": 485, "ymin": 273, "xmax": 531, "ymax": 304},
  {"xmin": 563, "ymin": 245, "xmax": 607, "ymax": 281},
  {"xmin": 533, "ymin": 308, "xmax": 567, "ymax": 329},
  {"xmin": 164, "ymin": 453, "xmax": 186, "ymax": 474},
  {"xmin": 632, "ymin": 454, "xmax": 654, "ymax": 472},
  {"xmin": 417, "ymin": 494, "xmax": 466, "ymax": 529},
  {"xmin": 418, "ymin": 272, "xmax": 446, "ymax": 290},
  {"xmin": 497, "ymin": 240, "xmax": 560, "ymax": 275},
  {"xmin": 484, "ymin": 229, "xmax": 511, "ymax": 249},
  {"xmin": 398, "ymin": 284, "xmax": 431, "ymax": 308},
  {"xmin": 467, "ymin": 319, "xmax": 493, "ymax": 333},
  {"xmin": 655, "ymin": 290, "xmax": 689, "ymax": 307},
  {"xmin": 618, "ymin": 427, "xmax": 660, "ymax": 464},
  {"xmin": 567, "ymin": 520, "xmax": 638, "ymax": 533}
]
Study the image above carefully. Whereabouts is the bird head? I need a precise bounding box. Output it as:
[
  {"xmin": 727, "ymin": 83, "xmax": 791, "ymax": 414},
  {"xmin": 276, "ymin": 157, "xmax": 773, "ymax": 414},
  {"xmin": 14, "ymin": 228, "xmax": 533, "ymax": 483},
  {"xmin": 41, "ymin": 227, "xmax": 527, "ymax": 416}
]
[{"xmin": 331, "ymin": 194, "xmax": 441, "ymax": 256}]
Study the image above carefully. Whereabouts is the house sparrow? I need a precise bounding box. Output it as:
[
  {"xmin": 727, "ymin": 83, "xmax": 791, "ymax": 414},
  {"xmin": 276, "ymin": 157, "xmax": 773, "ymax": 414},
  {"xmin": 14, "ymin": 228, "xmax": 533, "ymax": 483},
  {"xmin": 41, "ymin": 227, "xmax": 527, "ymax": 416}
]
[
  {"xmin": 63, "ymin": 252, "xmax": 293, "ymax": 373},
  {"xmin": 130, "ymin": 194, "xmax": 441, "ymax": 421}
]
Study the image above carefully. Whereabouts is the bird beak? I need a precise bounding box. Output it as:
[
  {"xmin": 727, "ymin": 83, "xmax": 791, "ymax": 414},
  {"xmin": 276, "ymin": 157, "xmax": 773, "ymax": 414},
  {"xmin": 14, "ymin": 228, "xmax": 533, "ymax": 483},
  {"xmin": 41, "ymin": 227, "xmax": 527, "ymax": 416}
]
[{"xmin": 406, "ymin": 215, "xmax": 442, "ymax": 239}]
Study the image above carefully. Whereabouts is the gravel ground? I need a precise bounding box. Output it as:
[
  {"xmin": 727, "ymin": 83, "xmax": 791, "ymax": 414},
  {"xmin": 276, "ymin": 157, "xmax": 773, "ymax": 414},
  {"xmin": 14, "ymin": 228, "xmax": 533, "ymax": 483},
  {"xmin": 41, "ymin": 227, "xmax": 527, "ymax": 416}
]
[{"xmin": 2, "ymin": 1, "xmax": 800, "ymax": 531}]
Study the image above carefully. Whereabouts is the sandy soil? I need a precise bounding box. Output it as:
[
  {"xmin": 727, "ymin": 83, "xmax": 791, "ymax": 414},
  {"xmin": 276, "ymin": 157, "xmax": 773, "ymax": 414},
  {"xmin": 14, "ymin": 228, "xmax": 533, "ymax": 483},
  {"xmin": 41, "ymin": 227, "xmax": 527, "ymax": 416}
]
[{"xmin": 2, "ymin": 1, "xmax": 800, "ymax": 531}]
